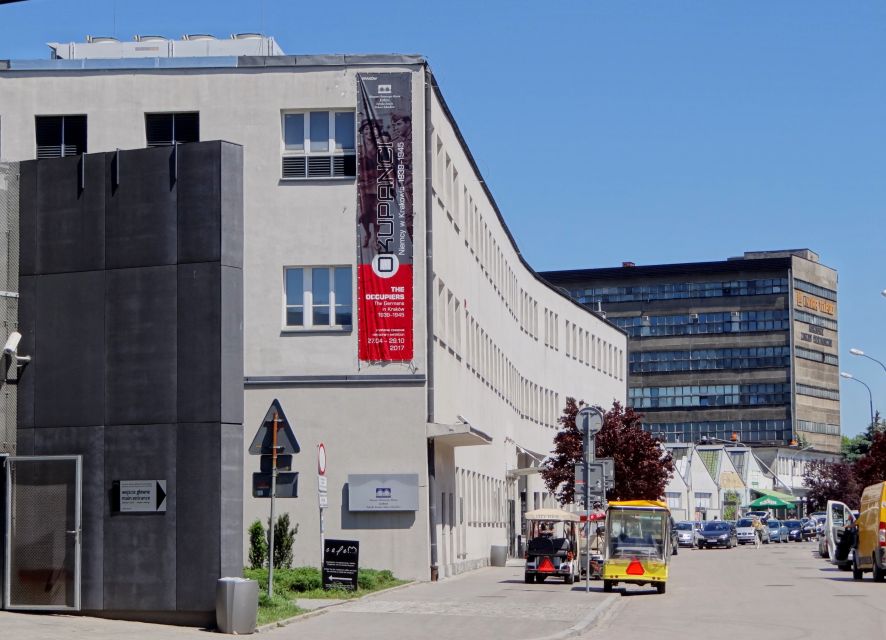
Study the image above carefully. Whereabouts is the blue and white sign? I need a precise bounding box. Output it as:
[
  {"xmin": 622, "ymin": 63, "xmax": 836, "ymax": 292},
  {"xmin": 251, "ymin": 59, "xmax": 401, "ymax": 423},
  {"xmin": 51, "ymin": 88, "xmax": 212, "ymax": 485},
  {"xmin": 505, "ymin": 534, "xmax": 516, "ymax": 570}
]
[{"xmin": 347, "ymin": 473, "xmax": 419, "ymax": 512}]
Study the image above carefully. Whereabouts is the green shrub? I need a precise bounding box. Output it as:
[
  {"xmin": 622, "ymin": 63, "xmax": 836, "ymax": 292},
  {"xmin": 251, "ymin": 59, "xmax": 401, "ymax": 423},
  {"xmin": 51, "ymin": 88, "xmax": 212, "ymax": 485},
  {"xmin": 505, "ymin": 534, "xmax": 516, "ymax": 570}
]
[
  {"xmin": 277, "ymin": 567, "xmax": 322, "ymax": 592},
  {"xmin": 267, "ymin": 513, "xmax": 298, "ymax": 569},
  {"xmin": 248, "ymin": 520, "xmax": 267, "ymax": 569}
]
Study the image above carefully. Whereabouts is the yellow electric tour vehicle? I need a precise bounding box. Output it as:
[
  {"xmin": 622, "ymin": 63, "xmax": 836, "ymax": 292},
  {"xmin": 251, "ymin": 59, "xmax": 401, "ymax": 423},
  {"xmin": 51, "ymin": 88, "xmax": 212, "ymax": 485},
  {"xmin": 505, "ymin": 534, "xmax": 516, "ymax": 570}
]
[{"xmin": 602, "ymin": 500, "xmax": 672, "ymax": 594}]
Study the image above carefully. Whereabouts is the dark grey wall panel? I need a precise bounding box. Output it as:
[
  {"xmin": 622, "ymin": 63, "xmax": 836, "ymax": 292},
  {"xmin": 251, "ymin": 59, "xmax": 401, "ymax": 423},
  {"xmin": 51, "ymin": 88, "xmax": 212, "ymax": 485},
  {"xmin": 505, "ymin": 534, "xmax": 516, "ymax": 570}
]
[
  {"xmin": 36, "ymin": 154, "xmax": 105, "ymax": 274},
  {"xmin": 103, "ymin": 423, "xmax": 177, "ymax": 611},
  {"xmin": 19, "ymin": 143, "xmax": 244, "ymax": 620},
  {"xmin": 34, "ymin": 426, "xmax": 104, "ymax": 610},
  {"xmin": 177, "ymin": 142, "xmax": 221, "ymax": 264},
  {"xmin": 219, "ymin": 143, "xmax": 243, "ymax": 269},
  {"xmin": 177, "ymin": 263, "xmax": 220, "ymax": 423},
  {"xmin": 176, "ymin": 422, "xmax": 220, "ymax": 610},
  {"xmin": 105, "ymin": 146, "xmax": 177, "ymax": 270},
  {"xmin": 106, "ymin": 266, "xmax": 177, "ymax": 425},
  {"xmin": 219, "ymin": 422, "xmax": 243, "ymax": 579},
  {"xmin": 18, "ymin": 161, "xmax": 37, "ymax": 276},
  {"xmin": 14, "ymin": 426, "xmax": 34, "ymax": 455},
  {"xmin": 35, "ymin": 271, "xmax": 105, "ymax": 428},
  {"xmin": 15, "ymin": 275, "xmax": 36, "ymax": 428},
  {"xmin": 221, "ymin": 266, "xmax": 244, "ymax": 425}
]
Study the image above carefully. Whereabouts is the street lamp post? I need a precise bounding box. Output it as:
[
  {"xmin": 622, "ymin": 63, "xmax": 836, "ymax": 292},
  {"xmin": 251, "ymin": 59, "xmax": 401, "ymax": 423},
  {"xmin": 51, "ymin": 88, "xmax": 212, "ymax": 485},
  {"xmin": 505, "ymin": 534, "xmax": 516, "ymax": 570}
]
[
  {"xmin": 841, "ymin": 372, "xmax": 875, "ymax": 428},
  {"xmin": 849, "ymin": 348, "xmax": 886, "ymax": 375}
]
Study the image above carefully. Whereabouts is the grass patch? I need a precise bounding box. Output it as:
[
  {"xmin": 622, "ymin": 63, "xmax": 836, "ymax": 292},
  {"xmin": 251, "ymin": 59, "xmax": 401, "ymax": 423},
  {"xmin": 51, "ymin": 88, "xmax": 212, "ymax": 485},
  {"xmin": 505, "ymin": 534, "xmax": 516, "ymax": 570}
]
[
  {"xmin": 246, "ymin": 567, "xmax": 409, "ymax": 609},
  {"xmin": 257, "ymin": 592, "xmax": 303, "ymax": 626}
]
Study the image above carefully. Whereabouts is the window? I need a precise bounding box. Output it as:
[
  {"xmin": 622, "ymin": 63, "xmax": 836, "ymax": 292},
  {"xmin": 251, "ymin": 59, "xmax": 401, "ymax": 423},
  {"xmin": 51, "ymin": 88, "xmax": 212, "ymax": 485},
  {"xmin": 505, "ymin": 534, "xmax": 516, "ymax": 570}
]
[
  {"xmin": 281, "ymin": 110, "xmax": 355, "ymax": 179},
  {"xmin": 145, "ymin": 112, "xmax": 199, "ymax": 147},
  {"xmin": 35, "ymin": 115, "xmax": 87, "ymax": 158},
  {"xmin": 284, "ymin": 266, "xmax": 352, "ymax": 329},
  {"xmin": 665, "ymin": 492, "xmax": 682, "ymax": 509}
]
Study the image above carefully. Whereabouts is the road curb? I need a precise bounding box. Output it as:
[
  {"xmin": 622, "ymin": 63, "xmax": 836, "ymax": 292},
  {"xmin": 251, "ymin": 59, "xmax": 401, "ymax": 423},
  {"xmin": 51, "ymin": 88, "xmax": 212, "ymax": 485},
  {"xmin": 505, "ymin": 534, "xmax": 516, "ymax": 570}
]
[
  {"xmin": 253, "ymin": 580, "xmax": 417, "ymax": 633},
  {"xmin": 525, "ymin": 593, "xmax": 619, "ymax": 640}
]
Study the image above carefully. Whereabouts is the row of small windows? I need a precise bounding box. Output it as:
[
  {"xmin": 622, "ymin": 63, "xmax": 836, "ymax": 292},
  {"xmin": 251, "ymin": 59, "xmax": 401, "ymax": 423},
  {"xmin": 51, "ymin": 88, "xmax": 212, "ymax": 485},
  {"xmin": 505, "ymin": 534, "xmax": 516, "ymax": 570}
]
[
  {"xmin": 34, "ymin": 112, "xmax": 199, "ymax": 159},
  {"xmin": 794, "ymin": 279, "xmax": 837, "ymax": 302},
  {"xmin": 629, "ymin": 384, "xmax": 791, "ymax": 409},
  {"xmin": 565, "ymin": 320, "xmax": 624, "ymax": 379},
  {"xmin": 795, "ymin": 346, "xmax": 839, "ymax": 366},
  {"xmin": 796, "ymin": 384, "xmax": 840, "ymax": 401},
  {"xmin": 629, "ymin": 347, "xmax": 791, "ymax": 374},
  {"xmin": 797, "ymin": 420, "xmax": 840, "ymax": 435},
  {"xmin": 794, "ymin": 310, "xmax": 838, "ymax": 331},
  {"xmin": 572, "ymin": 278, "xmax": 789, "ymax": 304},
  {"xmin": 644, "ymin": 421, "xmax": 791, "ymax": 444},
  {"xmin": 611, "ymin": 310, "xmax": 790, "ymax": 338},
  {"xmin": 434, "ymin": 132, "xmax": 539, "ymax": 339}
]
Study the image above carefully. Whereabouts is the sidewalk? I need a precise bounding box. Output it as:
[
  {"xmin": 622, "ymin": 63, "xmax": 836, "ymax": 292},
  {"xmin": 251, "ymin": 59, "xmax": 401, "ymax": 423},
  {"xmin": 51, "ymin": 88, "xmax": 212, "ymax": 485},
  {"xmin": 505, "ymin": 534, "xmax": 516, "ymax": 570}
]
[
  {"xmin": 0, "ymin": 565, "xmax": 616, "ymax": 640},
  {"xmin": 265, "ymin": 565, "xmax": 616, "ymax": 640}
]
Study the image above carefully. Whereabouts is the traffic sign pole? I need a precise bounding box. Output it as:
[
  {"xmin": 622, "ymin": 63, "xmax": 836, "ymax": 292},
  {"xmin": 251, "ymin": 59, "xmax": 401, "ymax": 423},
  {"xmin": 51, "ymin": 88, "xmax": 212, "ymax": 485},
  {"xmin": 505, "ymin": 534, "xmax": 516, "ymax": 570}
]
[
  {"xmin": 318, "ymin": 443, "xmax": 327, "ymax": 570},
  {"xmin": 268, "ymin": 412, "xmax": 279, "ymax": 598},
  {"xmin": 577, "ymin": 406, "xmax": 604, "ymax": 594}
]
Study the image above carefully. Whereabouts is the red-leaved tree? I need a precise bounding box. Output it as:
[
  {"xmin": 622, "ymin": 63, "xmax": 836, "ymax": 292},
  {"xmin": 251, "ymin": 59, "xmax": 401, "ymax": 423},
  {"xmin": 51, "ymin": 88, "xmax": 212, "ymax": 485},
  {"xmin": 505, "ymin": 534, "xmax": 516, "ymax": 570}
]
[
  {"xmin": 853, "ymin": 431, "xmax": 886, "ymax": 492},
  {"xmin": 540, "ymin": 398, "xmax": 674, "ymax": 505},
  {"xmin": 803, "ymin": 459, "xmax": 860, "ymax": 511}
]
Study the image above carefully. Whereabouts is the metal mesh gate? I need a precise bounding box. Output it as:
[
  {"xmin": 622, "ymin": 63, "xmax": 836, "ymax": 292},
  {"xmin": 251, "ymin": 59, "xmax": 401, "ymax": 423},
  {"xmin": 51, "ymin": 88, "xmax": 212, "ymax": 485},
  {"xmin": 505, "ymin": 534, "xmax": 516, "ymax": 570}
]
[
  {"xmin": 5, "ymin": 456, "xmax": 81, "ymax": 610},
  {"xmin": 0, "ymin": 162, "xmax": 19, "ymax": 455}
]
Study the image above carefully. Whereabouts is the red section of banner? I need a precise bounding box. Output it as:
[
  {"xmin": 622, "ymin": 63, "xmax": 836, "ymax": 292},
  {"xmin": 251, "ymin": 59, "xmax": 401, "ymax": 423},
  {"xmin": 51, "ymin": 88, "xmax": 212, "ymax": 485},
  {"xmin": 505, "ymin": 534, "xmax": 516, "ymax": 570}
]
[{"xmin": 357, "ymin": 264, "xmax": 413, "ymax": 361}]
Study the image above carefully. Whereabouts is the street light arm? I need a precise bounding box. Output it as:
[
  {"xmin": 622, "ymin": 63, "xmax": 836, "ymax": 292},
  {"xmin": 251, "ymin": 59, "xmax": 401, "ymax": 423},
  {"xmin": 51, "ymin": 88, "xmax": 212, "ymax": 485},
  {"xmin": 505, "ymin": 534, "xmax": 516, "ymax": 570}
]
[
  {"xmin": 843, "ymin": 375, "xmax": 876, "ymax": 427},
  {"xmin": 859, "ymin": 352, "xmax": 886, "ymax": 375}
]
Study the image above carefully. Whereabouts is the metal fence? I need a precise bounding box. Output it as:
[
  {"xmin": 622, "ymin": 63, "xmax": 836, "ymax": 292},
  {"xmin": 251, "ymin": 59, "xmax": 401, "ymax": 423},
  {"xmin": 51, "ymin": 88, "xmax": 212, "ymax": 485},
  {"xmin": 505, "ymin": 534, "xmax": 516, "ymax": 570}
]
[{"xmin": 0, "ymin": 162, "xmax": 19, "ymax": 455}]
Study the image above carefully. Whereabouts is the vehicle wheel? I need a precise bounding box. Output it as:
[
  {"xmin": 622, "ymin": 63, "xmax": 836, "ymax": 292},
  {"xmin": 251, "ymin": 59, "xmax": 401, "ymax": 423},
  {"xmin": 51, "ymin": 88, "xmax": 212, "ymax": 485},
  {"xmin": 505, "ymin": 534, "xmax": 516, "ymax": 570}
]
[
  {"xmin": 853, "ymin": 553, "xmax": 863, "ymax": 581},
  {"xmin": 656, "ymin": 582, "xmax": 666, "ymax": 594},
  {"xmin": 873, "ymin": 557, "xmax": 885, "ymax": 583},
  {"xmin": 564, "ymin": 574, "xmax": 574, "ymax": 585},
  {"xmin": 524, "ymin": 574, "xmax": 533, "ymax": 584},
  {"xmin": 603, "ymin": 580, "xmax": 613, "ymax": 593}
]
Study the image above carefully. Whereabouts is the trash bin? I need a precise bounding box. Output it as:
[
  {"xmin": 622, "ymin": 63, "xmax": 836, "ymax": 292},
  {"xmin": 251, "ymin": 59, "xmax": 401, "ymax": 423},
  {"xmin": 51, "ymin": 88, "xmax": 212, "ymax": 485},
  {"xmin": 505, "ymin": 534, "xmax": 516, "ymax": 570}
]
[
  {"xmin": 490, "ymin": 545, "xmax": 508, "ymax": 567},
  {"xmin": 216, "ymin": 577, "xmax": 259, "ymax": 634}
]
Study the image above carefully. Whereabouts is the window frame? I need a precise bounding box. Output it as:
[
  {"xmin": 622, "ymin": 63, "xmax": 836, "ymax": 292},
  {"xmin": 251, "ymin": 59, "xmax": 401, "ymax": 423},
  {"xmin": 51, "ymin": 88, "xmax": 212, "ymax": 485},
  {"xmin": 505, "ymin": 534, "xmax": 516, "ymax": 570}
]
[
  {"xmin": 35, "ymin": 114, "xmax": 88, "ymax": 158},
  {"xmin": 282, "ymin": 265, "xmax": 353, "ymax": 331},
  {"xmin": 144, "ymin": 111, "xmax": 200, "ymax": 147},
  {"xmin": 280, "ymin": 110, "xmax": 356, "ymax": 180}
]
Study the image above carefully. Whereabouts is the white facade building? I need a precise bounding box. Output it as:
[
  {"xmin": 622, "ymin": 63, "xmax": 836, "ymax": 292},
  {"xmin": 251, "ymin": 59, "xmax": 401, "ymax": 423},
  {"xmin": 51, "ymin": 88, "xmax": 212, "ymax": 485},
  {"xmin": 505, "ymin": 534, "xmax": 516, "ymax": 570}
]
[{"xmin": 0, "ymin": 36, "xmax": 627, "ymax": 580}]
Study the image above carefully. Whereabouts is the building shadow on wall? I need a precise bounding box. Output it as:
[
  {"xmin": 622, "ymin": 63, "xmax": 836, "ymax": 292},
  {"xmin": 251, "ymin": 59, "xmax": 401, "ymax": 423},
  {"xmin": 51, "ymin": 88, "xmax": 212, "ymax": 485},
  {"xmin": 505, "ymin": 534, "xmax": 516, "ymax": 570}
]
[{"xmin": 340, "ymin": 484, "xmax": 415, "ymax": 530}]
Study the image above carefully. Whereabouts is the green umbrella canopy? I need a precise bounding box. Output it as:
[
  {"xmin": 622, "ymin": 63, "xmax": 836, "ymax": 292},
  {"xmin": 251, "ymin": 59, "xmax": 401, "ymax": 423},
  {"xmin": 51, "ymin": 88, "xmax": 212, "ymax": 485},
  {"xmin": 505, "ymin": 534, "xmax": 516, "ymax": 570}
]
[{"xmin": 748, "ymin": 495, "xmax": 796, "ymax": 509}]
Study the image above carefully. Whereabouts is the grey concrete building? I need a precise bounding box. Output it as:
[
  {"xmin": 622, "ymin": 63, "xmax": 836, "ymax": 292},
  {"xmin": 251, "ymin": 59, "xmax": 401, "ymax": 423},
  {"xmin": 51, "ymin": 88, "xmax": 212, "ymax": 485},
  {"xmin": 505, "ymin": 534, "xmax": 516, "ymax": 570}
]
[
  {"xmin": 0, "ymin": 34, "xmax": 627, "ymax": 615},
  {"xmin": 543, "ymin": 250, "xmax": 840, "ymax": 453}
]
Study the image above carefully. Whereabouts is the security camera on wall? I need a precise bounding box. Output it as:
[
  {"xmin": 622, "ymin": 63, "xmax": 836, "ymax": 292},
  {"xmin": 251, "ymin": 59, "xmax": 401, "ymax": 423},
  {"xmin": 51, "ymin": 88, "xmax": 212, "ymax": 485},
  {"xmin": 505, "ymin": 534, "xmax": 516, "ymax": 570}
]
[
  {"xmin": 3, "ymin": 331, "xmax": 30, "ymax": 363},
  {"xmin": 3, "ymin": 331, "xmax": 21, "ymax": 356}
]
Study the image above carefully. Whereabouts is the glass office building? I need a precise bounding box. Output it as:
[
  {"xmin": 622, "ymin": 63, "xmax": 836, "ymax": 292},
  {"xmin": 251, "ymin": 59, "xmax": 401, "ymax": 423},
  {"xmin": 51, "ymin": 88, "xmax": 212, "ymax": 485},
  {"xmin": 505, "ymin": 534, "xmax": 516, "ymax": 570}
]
[{"xmin": 542, "ymin": 250, "xmax": 841, "ymax": 453}]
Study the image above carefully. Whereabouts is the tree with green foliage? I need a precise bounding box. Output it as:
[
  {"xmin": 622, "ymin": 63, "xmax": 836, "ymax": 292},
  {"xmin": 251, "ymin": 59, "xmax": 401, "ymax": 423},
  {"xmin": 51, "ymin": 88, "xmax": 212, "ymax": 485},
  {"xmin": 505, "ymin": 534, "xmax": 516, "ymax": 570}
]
[
  {"xmin": 842, "ymin": 411, "xmax": 884, "ymax": 462},
  {"xmin": 268, "ymin": 513, "xmax": 298, "ymax": 569},
  {"xmin": 248, "ymin": 519, "xmax": 268, "ymax": 569}
]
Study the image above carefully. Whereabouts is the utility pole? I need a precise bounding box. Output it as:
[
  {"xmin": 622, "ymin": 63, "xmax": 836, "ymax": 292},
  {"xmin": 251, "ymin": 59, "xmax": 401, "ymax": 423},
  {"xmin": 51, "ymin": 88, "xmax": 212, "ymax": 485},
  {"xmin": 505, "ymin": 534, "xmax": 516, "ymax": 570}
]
[{"xmin": 577, "ymin": 406, "xmax": 604, "ymax": 594}]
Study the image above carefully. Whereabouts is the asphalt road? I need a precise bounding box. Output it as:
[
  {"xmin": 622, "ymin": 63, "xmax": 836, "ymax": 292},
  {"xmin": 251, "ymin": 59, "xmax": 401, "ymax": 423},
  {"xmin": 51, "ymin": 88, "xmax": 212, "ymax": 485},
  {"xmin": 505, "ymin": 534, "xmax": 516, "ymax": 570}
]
[{"xmin": 585, "ymin": 538, "xmax": 886, "ymax": 639}]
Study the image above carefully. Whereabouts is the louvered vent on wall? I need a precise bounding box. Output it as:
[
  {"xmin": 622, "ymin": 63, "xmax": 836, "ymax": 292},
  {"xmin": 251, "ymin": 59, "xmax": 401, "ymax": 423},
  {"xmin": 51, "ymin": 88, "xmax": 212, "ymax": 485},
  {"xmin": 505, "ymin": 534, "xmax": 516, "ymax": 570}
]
[{"xmin": 282, "ymin": 154, "xmax": 355, "ymax": 179}]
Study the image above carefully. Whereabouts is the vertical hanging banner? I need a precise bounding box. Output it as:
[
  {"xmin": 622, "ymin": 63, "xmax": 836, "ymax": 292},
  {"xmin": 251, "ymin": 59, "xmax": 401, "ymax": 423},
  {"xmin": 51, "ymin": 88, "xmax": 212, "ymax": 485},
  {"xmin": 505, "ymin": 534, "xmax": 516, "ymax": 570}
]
[{"xmin": 357, "ymin": 73, "xmax": 414, "ymax": 361}]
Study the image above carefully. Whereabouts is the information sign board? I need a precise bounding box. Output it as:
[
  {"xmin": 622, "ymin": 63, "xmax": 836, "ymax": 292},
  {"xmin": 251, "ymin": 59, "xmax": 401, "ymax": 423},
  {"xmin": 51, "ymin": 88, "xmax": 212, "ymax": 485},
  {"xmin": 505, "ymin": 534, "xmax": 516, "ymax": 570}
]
[{"xmin": 322, "ymin": 539, "xmax": 359, "ymax": 591}]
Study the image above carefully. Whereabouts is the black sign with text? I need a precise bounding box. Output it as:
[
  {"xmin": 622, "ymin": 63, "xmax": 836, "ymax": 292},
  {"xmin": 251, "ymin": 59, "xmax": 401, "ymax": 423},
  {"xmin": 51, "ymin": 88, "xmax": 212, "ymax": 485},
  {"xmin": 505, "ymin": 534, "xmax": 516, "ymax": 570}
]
[{"xmin": 322, "ymin": 539, "xmax": 360, "ymax": 590}]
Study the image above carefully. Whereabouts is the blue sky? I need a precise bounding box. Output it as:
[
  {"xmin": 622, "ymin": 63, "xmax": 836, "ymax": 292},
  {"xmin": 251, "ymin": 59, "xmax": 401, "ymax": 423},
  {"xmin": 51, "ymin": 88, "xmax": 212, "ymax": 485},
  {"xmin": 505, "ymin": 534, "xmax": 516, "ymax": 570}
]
[{"xmin": 2, "ymin": 0, "xmax": 884, "ymax": 437}]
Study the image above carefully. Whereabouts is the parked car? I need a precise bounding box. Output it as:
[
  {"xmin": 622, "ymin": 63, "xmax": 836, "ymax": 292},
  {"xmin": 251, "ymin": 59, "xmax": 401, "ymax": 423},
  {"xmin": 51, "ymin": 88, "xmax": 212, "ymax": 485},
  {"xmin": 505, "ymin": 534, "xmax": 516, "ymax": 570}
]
[
  {"xmin": 674, "ymin": 521, "xmax": 701, "ymax": 548},
  {"xmin": 697, "ymin": 521, "xmax": 737, "ymax": 549},
  {"xmin": 670, "ymin": 521, "xmax": 679, "ymax": 555},
  {"xmin": 735, "ymin": 517, "xmax": 770, "ymax": 545},
  {"xmin": 767, "ymin": 518, "xmax": 789, "ymax": 543},
  {"xmin": 784, "ymin": 519, "xmax": 804, "ymax": 542},
  {"xmin": 800, "ymin": 519, "xmax": 817, "ymax": 540},
  {"xmin": 745, "ymin": 510, "xmax": 771, "ymax": 522}
]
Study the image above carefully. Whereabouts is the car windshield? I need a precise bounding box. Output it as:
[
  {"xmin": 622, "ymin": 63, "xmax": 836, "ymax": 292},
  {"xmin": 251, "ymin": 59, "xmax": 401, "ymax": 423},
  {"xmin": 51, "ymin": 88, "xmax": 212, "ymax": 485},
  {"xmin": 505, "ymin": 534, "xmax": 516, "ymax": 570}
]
[
  {"xmin": 737, "ymin": 519, "xmax": 753, "ymax": 527},
  {"xmin": 784, "ymin": 520, "xmax": 801, "ymax": 527},
  {"xmin": 767, "ymin": 521, "xmax": 780, "ymax": 528},
  {"xmin": 675, "ymin": 522, "xmax": 693, "ymax": 531},
  {"xmin": 702, "ymin": 522, "xmax": 730, "ymax": 532}
]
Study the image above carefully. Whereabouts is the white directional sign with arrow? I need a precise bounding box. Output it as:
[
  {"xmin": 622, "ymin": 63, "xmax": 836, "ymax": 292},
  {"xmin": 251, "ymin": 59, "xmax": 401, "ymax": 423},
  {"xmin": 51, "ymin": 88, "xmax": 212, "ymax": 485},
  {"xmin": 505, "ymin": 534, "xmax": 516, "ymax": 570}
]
[{"xmin": 119, "ymin": 480, "xmax": 167, "ymax": 513}]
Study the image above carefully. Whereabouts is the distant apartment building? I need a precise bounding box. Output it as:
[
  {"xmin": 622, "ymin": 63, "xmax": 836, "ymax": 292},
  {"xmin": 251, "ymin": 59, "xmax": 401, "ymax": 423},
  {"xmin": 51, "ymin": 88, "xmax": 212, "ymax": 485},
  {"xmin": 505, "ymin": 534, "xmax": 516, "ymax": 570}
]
[{"xmin": 543, "ymin": 250, "xmax": 840, "ymax": 453}]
